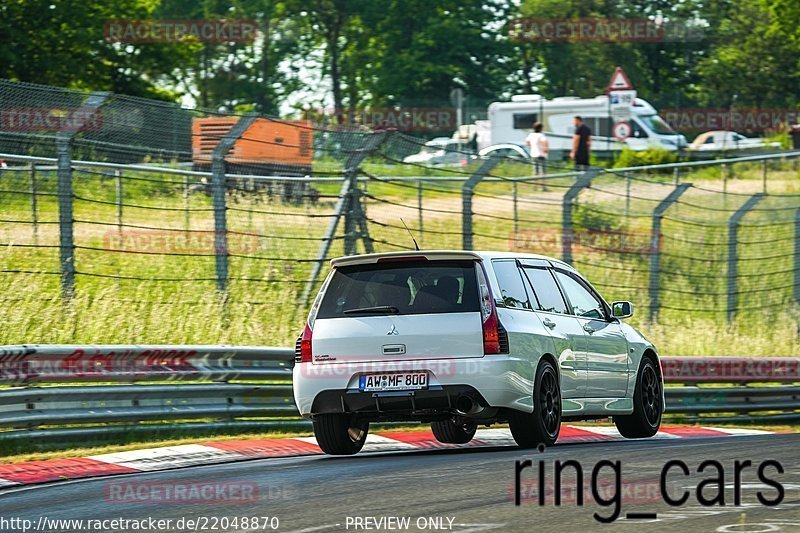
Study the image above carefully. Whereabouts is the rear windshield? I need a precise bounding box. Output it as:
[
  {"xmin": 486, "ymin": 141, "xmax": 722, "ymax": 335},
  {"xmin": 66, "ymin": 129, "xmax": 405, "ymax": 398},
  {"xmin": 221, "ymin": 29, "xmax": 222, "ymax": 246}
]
[{"xmin": 317, "ymin": 260, "xmax": 480, "ymax": 318}]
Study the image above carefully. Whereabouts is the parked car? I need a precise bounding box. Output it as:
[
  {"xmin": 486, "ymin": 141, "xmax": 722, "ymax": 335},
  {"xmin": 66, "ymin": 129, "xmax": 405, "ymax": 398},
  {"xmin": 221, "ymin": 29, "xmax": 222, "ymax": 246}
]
[
  {"xmin": 402, "ymin": 138, "xmax": 470, "ymax": 166},
  {"xmin": 688, "ymin": 131, "xmax": 781, "ymax": 151},
  {"xmin": 477, "ymin": 143, "xmax": 531, "ymax": 161},
  {"xmin": 293, "ymin": 250, "xmax": 664, "ymax": 455}
]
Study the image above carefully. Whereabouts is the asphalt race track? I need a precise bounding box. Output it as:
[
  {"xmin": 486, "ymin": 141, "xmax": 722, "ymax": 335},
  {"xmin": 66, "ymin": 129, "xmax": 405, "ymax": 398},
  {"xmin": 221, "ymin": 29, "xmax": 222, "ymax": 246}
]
[{"xmin": 1, "ymin": 434, "xmax": 798, "ymax": 533}]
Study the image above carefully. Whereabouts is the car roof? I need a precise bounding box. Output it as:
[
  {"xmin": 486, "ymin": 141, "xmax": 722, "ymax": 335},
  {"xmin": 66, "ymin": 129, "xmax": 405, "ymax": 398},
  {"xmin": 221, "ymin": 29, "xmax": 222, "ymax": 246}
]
[{"xmin": 330, "ymin": 249, "xmax": 575, "ymax": 271}]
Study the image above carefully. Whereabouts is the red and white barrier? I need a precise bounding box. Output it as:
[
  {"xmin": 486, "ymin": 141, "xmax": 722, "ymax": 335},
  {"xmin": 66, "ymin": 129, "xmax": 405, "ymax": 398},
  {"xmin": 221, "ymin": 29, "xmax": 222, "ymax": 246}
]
[{"xmin": 0, "ymin": 425, "xmax": 774, "ymax": 489}]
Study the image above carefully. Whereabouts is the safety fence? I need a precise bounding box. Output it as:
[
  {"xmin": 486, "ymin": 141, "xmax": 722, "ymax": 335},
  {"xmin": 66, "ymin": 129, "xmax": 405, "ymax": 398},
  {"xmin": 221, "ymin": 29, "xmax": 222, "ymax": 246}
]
[
  {"xmin": 2, "ymin": 151, "xmax": 800, "ymax": 328},
  {"xmin": 0, "ymin": 345, "xmax": 798, "ymax": 442},
  {"xmin": 1, "ymin": 78, "xmax": 800, "ymax": 352}
]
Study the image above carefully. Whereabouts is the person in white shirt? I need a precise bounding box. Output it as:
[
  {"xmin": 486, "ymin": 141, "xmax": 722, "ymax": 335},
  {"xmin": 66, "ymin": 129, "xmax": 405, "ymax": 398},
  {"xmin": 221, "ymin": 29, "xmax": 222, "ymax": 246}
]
[{"xmin": 524, "ymin": 122, "xmax": 549, "ymax": 177}]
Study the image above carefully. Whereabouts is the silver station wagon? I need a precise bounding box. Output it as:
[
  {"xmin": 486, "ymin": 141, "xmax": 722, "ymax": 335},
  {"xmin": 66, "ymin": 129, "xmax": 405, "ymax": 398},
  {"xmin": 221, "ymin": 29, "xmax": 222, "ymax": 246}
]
[{"xmin": 293, "ymin": 250, "xmax": 664, "ymax": 455}]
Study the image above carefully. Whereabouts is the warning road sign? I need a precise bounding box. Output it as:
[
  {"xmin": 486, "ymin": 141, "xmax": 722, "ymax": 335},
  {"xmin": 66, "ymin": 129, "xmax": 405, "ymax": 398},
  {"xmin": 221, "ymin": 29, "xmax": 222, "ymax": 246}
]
[{"xmin": 607, "ymin": 67, "xmax": 633, "ymax": 91}]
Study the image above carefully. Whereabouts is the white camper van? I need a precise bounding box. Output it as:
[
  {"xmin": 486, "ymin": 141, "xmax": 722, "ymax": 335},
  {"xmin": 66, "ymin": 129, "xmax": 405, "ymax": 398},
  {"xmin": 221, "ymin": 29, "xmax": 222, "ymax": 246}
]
[{"xmin": 485, "ymin": 95, "xmax": 687, "ymax": 156}]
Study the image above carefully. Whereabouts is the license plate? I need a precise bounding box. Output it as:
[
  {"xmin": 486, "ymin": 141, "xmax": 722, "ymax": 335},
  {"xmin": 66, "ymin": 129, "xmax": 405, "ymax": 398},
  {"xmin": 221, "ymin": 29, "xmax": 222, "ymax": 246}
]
[{"xmin": 359, "ymin": 372, "xmax": 428, "ymax": 392}]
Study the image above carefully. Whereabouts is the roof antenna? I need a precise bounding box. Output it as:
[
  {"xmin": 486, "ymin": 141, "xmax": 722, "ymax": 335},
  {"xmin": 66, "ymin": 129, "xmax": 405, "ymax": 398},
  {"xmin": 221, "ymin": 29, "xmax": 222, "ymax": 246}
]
[{"xmin": 400, "ymin": 218, "xmax": 420, "ymax": 251}]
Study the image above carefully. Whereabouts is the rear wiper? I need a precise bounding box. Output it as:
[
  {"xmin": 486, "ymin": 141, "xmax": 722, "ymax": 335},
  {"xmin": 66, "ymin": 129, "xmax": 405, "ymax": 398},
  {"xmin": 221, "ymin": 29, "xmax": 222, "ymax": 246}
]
[{"xmin": 343, "ymin": 305, "xmax": 400, "ymax": 315}]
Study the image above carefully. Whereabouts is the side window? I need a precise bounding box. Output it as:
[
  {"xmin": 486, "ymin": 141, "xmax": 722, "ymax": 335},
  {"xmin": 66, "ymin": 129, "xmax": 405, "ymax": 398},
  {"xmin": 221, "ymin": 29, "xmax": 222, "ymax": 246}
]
[
  {"xmin": 522, "ymin": 267, "xmax": 568, "ymax": 314},
  {"xmin": 597, "ymin": 116, "xmax": 611, "ymax": 138},
  {"xmin": 491, "ymin": 260, "xmax": 531, "ymax": 310},
  {"xmin": 513, "ymin": 113, "xmax": 538, "ymax": 130},
  {"xmin": 631, "ymin": 120, "xmax": 649, "ymax": 138},
  {"xmin": 553, "ymin": 271, "xmax": 605, "ymax": 319}
]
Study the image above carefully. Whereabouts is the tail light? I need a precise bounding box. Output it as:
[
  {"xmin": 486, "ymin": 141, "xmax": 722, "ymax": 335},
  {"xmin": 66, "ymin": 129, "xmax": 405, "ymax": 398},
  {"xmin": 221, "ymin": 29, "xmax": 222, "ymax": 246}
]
[
  {"xmin": 298, "ymin": 323, "xmax": 313, "ymax": 363},
  {"xmin": 476, "ymin": 261, "xmax": 505, "ymax": 354},
  {"xmin": 295, "ymin": 269, "xmax": 334, "ymax": 364}
]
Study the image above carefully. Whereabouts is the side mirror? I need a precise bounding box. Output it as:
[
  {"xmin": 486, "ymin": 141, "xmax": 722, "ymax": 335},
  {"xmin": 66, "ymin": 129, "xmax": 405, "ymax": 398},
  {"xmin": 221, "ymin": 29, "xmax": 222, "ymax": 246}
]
[{"xmin": 611, "ymin": 301, "xmax": 633, "ymax": 319}]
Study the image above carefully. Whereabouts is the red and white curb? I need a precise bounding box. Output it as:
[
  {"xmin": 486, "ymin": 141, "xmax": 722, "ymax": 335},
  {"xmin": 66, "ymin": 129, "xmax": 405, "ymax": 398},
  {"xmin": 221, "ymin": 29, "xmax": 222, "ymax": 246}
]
[{"xmin": 0, "ymin": 425, "xmax": 774, "ymax": 489}]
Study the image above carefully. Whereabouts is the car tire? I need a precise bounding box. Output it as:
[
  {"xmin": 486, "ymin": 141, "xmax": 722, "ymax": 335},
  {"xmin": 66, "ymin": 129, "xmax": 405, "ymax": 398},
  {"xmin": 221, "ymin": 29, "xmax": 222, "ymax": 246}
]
[
  {"xmin": 509, "ymin": 359, "xmax": 561, "ymax": 448},
  {"xmin": 312, "ymin": 414, "xmax": 369, "ymax": 455},
  {"xmin": 431, "ymin": 418, "xmax": 477, "ymax": 444},
  {"xmin": 614, "ymin": 357, "xmax": 662, "ymax": 438}
]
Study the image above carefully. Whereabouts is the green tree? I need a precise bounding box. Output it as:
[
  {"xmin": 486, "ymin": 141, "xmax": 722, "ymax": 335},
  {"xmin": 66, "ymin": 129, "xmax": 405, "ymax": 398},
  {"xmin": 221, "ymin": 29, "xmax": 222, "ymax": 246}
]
[
  {"xmin": 0, "ymin": 0, "xmax": 187, "ymax": 99},
  {"xmin": 153, "ymin": 0, "xmax": 302, "ymax": 114},
  {"xmin": 510, "ymin": 0, "xmax": 708, "ymax": 108},
  {"xmin": 696, "ymin": 0, "xmax": 800, "ymax": 108},
  {"xmin": 361, "ymin": 0, "xmax": 512, "ymax": 108}
]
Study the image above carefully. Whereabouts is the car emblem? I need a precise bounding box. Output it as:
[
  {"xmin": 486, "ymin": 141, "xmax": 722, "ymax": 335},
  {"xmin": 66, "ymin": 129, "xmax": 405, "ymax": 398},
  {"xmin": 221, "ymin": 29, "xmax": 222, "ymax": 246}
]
[{"xmin": 387, "ymin": 324, "xmax": 399, "ymax": 335}]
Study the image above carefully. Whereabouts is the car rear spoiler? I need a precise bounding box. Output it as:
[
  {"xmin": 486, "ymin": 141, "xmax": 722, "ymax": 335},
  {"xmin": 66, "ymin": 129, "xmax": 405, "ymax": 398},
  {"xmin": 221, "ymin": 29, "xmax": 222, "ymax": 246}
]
[{"xmin": 331, "ymin": 250, "xmax": 483, "ymax": 267}]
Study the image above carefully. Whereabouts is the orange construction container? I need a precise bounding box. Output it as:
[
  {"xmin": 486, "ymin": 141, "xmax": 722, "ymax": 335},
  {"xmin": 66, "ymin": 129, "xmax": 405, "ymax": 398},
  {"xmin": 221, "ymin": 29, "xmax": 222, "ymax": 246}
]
[{"xmin": 192, "ymin": 117, "xmax": 314, "ymax": 174}]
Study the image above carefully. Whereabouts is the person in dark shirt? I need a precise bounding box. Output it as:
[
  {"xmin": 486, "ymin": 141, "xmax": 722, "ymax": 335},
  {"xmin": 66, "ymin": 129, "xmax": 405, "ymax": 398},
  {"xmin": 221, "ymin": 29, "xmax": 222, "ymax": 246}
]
[{"xmin": 571, "ymin": 116, "xmax": 591, "ymax": 170}]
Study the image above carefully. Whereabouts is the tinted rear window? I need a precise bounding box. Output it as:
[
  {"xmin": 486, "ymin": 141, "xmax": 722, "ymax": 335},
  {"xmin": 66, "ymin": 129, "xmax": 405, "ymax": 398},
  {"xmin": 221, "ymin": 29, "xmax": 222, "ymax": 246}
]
[{"xmin": 317, "ymin": 260, "xmax": 479, "ymax": 318}]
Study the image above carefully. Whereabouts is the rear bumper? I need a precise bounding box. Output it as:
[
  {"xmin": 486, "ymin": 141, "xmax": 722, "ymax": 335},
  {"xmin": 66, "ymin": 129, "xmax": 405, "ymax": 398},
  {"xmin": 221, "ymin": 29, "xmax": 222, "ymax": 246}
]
[
  {"xmin": 310, "ymin": 385, "xmax": 487, "ymax": 422},
  {"xmin": 292, "ymin": 356, "xmax": 535, "ymax": 419}
]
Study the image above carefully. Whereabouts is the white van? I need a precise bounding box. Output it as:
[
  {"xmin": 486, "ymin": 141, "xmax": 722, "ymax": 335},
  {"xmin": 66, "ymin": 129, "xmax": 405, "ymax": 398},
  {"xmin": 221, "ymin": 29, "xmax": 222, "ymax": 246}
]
[{"xmin": 485, "ymin": 95, "xmax": 687, "ymax": 154}]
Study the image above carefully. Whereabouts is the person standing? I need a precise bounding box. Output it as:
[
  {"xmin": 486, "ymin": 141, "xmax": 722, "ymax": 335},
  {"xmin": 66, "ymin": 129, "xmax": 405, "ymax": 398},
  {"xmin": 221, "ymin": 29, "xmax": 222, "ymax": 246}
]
[
  {"xmin": 525, "ymin": 122, "xmax": 549, "ymax": 176},
  {"xmin": 571, "ymin": 116, "xmax": 591, "ymax": 170}
]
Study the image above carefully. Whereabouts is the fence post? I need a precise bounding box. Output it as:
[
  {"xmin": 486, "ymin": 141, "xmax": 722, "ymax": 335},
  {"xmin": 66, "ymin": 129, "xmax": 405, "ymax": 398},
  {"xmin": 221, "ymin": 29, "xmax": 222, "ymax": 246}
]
[
  {"xmin": 302, "ymin": 132, "xmax": 387, "ymax": 305},
  {"xmin": 343, "ymin": 169, "xmax": 358, "ymax": 257},
  {"xmin": 648, "ymin": 183, "xmax": 692, "ymax": 322},
  {"xmin": 722, "ymin": 164, "xmax": 728, "ymax": 206},
  {"xmin": 302, "ymin": 179, "xmax": 350, "ymax": 305},
  {"xmin": 417, "ymin": 179, "xmax": 424, "ymax": 248},
  {"xmin": 30, "ymin": 165, "xmax": 38, "ymax": 245},
  {"xmin": 727, "ymin": 193, "xmax": 764, "ymax": 321},
  {"xmin": 352, "ymin": 187, "xmax": 373, "ymax": 254},
  {"xmin": 512, "ymin": 180, "xmax": 519, "ymax": 235},
  {"xmin": 56, "ymin": 91, "xmax": 110, "ymax": 299},
  {"xmin": 210, "ymin": 114, "xmax": 257, "ymax": 293},
  {"xmin": 342, "ymin": 132, "xmax": 386, "ymax": 256},
  {"xmin": 625, "ymin": 174, "xmax": 630, "ymax": 218},
  {"xmin": 561, "ymin": 169, "xmax": 597, "ymax": 265},
  {"xmin": 462, "ymin": 156, "xmax": 502, "ymax": 250},
  {"xmin": 56, "ymin": 135, "xmax": 74, "ymax": 299},
  {"xmin": 115, "ymin": 170, "xmax": 123, "ymax": 231},
  {"xmin": 183, "ymin": 174, "xmax": 191, "ymax": 231},
  {"xmin": 794, "ymin": 207, "xmax": 800, "ymax": 306}
]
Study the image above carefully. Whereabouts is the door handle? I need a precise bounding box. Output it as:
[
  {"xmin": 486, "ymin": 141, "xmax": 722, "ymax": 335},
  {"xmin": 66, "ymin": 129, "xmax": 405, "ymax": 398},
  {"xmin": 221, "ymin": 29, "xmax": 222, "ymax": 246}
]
[
  {"xmin": 542, "ymin": 318, "xmax": 556, "ymax": 329},
  {"xmin": 583, "ymin": 323, "xmax": 595, "ymax": 334}
]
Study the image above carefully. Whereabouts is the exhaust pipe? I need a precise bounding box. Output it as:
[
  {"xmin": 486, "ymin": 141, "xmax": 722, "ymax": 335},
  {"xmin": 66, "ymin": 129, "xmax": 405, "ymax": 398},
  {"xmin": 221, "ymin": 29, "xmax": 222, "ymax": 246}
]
[{"xmin": 454, "ymin": 395, "xmax": 478, "ymax": 416}]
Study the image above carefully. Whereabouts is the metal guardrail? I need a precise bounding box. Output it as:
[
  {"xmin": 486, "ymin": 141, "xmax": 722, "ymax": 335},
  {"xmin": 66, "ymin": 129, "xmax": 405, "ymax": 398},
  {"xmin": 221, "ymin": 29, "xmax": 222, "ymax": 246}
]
[
  {"xmin": 0, "ymin": 344, "xmax": 297, "ymax": 442},
  {"xmin": 0, "ymin": 346, "xmax": 798, "ymax": 441}
]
